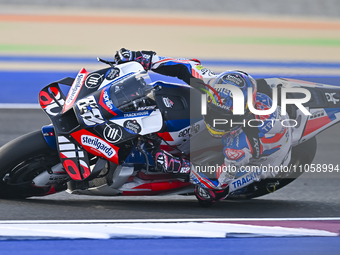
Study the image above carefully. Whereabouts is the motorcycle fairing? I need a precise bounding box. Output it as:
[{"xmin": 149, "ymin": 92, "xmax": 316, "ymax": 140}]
[
  {"xmin": 301, "ymin": 107, "xmax": 340, "ymax": 140},
  {"xmin": 57, "ymin": 135, "xmax": 91, "ymax": 181},
  {"xmin": 263, "ymin": 78, "xmax": 340, "ymax": 145},
  {"xmin": 75, "ymin": 94, "xmax": 106, "ymax": 127},
  {"xmin": 38, "ymin": 64, "xmax": 164, "ymax": 183},
  {"xmin": 71, "ymin": 129, "xmax": 120, "ymax": 165},
  {"xmin": 302, "ymin": 112, "xmax": 331, "ymax": 137},
  {"xmin": 73, "ymin": 86, "xmax": 125, "ymax": 129},
  {"xmin": 98, "ymin": 86, "xmax": 118, "ymax": 116},
  {"xmin": 72, "ymin": 88, "xmax": 160, "ymax": 145},
  {"xmin": 98, "ymin": 62, "xmax": 145, "ymax": 90},
  {"xmin": 289, "ymin": 84, "xmax": 340, "ymax": 141},
  {"xmin": 153, "ymin": 82, "xmax": 203, "ymax": 124},
  {"xmin": 92, "ymin": 121, "xmax": 134, "ymax": 146},
  {"xmin": 39, "ymin": 83, "xmax": 66, "ymax": 117},
  {"xmin": 48, "ymin": 107, "xmax": 84, "ymax": 182},
  {"xmin": 39, "ymin": 77, "xmax": 93, "ymax": 181},
  {"xmin": 62, "ymin": 68, "xmax": 111, "ymax": 113},
  {"xmin": 97, "ymin": 85, "xmax": 155, "ymax": 120},
  {"xmin": 39, "ymin": 71, "xmax": 109, "ymax": 181},
  {"xmin": 108, "ymin": 109, "xmax": 163, "ymax": 136},
  {"xmin": 151, "ymin": 82, "xmax": 206, "ymax": 154},
  {"xmin": 63, "ymin": 68, "xmax": 88, "ymax": 113},
  {"xmin": 41, "ymin": 125, "xmax": 57, "ymax": 150},
  {"xmin": 121, "ymin": 181, "xmax": 192, "ymax": 196}
]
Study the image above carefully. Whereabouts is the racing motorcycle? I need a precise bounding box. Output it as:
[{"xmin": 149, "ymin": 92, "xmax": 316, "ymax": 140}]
[{"xmin": 0, "ymin": 58, "xmax": 339, "ymax": 205}]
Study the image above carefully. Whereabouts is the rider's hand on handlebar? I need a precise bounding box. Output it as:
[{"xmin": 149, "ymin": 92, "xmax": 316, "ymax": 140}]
[
  {"xmin": 114, "ymin": 48, "xmax": 135, "ymax": 64},
  {"xmin": 114, "ymin": 48, "xmax": 156, "ymax": 71}
]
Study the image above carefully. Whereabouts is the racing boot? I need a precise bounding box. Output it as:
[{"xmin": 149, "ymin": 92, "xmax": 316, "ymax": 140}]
[
  {"xmin": 194, "ymin": 185, "xmax": 230, "ymax": 207},
  {"xmin": 153, "ymin": 150, "xmax": 191, "ymax": 175}
]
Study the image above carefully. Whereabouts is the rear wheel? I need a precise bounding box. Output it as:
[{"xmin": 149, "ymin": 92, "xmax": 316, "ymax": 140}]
[
  {"xmin": 0, "ymin": 130, "xmax": 64, "ymax": 199},
  {"xmin": 227, "ymin": 136, "xmax": 317, "ymax": 200}
]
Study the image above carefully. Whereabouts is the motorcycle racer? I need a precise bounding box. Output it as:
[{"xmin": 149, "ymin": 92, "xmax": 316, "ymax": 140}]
[{"xmin": 114, "ymin": 48, "xmax": 292, "ymax": 205}]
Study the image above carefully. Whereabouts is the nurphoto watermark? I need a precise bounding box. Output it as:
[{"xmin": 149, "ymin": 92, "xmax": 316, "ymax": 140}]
[{"xmin": 200, "ymin": 84, "xmax": 311, "ymax": 128}]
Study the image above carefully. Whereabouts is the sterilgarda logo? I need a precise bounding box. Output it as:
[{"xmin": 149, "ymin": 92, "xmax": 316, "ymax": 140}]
[
  {"xmin": 66, "ymin": 72, "xmax": 86, "ymax": 105},
  {"xmin": 81, "ymin": 135, "xmax": 116, "ymax": 158},
  {"xmin": 200, "ymin": 78, "xmax": 312, "ymax": 128}
]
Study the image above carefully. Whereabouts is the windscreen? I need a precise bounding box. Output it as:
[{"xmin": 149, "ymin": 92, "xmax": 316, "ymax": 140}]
[{"xmin": 109, "ymin": 71, "xmax": 156, "ymax": 112}]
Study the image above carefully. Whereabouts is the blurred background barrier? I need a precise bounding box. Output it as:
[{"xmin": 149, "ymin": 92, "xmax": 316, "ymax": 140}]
[
  {"xmin": 0, "ymin": 0, "xmax": 340, "ymax": 105},
  {"xmin": 1, "ymin": 0, "xmax": 340, "ymax": 17},
  {"xmin": 0, "ymin": 2, "xmax": 340, "ymax": 239}
]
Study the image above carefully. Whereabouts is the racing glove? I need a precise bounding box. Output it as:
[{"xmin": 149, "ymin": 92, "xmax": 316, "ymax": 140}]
[
  {"xmin": 114, "ymin": 48, "xmax": 156, "ymax": 71},
  {"xmin": 153, "ymin": 150, "xmax": 191, "ymax": 174}
]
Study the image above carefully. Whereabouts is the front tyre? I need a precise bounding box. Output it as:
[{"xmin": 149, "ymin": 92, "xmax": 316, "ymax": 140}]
[{"xmin": 0, "ymin": 130, "xmax": 63, "ymax": 199}]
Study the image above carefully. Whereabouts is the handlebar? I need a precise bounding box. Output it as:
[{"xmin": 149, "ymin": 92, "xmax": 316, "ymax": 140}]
[{"xmin": 97, "ymin": 57, "xmax": 115, "ymax": 67}]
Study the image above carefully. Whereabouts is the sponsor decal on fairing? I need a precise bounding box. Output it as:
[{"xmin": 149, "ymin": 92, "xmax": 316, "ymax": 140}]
[
  {"xmin": 99, "ymin": 87, "xmax": 117, "ymax": 116},
  {"xmin": 39, "ymin": 86, "xmax": 65, "ymax": 116},
  {"xmin": 71, "ymin": 130, "xmax": 119, "ymax": 164},
  {"xmin": 178, "ymin": 123, "xmax": 200, "ymax": 138},
  {"xmin": 57, "ymin": 136, "xmax": 90, "ymax": 180},
  {"xmin": 103, "ymin": 124, "xmax": 123, "ymax": 143},
  {"xmin": 64, "ymin": 68, "xmax": 88, "ymax": 112},
  {"xmin": 77, "ymin": 95, "xmax": 105, "ymax": 126},
  {"xmin": 162, "ymin": 97, "xmax": 174, "ymax": 108},
  {"xmin": 105, "ymin": 68, "xmax": 120, "ymax": 81},
  {"xmin": 81, "ymin": 135, "xmax": 116, "ymax": 158},
  {"xmin": 325, "ymin": 92, "xmax": 340, "ymax": 105},
  {"xmin": 123, "ymin": 119, "xmax": 142, "ymax": 134},
  {"xmin": 123, "ymin": 111, "xmax": 151, "ymax": 118},
  {"xmin": 137, "ymin": 105, "xmax": 156, "ymax": 111},
  {"xmin": 309, "ymin": 109, "xmax": 326, "ymax": 120},
  {"xmin": 85, "ymin": 73, "xmax": 104, "ymax": 89}
]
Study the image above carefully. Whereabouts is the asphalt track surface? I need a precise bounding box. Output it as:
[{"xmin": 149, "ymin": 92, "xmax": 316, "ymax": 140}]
[
  {"xmin": 0, "ymin": 109, "xmax": 340, "ymax": 220},
  {"xmin": 1, "ymin": 3, "xmax": 340, "ymax": 222},
  {"xmin": 0, "ymin": 4, "xmax": 339, "ymax": 255}
]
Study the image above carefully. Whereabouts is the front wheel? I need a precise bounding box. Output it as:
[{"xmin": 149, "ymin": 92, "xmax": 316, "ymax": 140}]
[{"xmin": 0, "ymin": 130, "xmax": 64, "ymax": 199}]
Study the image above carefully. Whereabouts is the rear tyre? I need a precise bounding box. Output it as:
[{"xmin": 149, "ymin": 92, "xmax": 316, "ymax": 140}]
[
  {"xmin": 0, "ymin": 130, "xmax": 62, "ymax": 199},
  {"xmin": 227, "ymin": 136, "xmax": 317, "ymax": 200}
]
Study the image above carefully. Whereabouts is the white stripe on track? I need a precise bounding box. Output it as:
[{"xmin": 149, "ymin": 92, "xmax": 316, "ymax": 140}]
[
  {"xmin": 0, "ymin": 221, "xmax": 337, "ymax": 240},
  {"xmin": 0, "ymin": 104, "xmax": 40, "ymax": 109},
  {"xmin": 0, "ymin": 217, "xmax": 339, "ymax": 224}
]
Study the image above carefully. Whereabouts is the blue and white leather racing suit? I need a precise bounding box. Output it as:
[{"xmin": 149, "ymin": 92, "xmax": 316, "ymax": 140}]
[
  {"xmin": 115, "ymin": 50, "xmax": 293, "ymax": 193},
  {"xmin": 149, "ymin": 54, "xmax": 292, "ymax": 192}
]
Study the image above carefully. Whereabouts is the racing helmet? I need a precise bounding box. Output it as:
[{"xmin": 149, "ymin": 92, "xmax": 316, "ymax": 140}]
[{"xmin": 203, "ymin": 70, "xmax": 257, "ymax": 138}]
